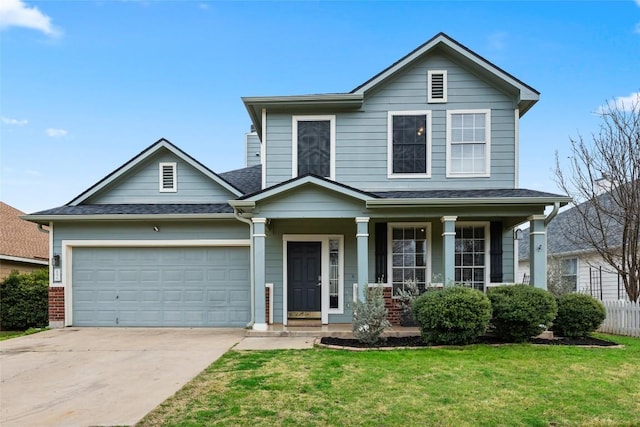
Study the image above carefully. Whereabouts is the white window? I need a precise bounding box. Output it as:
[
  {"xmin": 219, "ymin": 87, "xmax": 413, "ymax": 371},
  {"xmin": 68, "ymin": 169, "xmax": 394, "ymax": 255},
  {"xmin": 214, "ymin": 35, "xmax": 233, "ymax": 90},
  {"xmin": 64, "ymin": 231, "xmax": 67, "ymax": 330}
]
[
  {"xmin": 446, "ymin": 109, "xmax": 491, "ymax": 177},
  {"xmin": 428, "ymin": 70, "xmax": 447, "ymax": 103},
  {"xmin": 159, "ymin": 162, "xmax": 177, "ymax": 192},
  {"xmin": 388, "ymin": 223, "xmax": 431, "ymax": 295},
  {"xmin": 387, "ymin": 111, "xmax": 432, "ymax": 178},
  {"xmin": 292, "ymin": 115, "xmax": 335, "ymax": 180},
  {"xmin": 455, "ymin": 223, "xmax": 489, "ymax": 291},
  {"xmin": 560, "ymin": 258, "xmax": 578, "ymax": 291}
]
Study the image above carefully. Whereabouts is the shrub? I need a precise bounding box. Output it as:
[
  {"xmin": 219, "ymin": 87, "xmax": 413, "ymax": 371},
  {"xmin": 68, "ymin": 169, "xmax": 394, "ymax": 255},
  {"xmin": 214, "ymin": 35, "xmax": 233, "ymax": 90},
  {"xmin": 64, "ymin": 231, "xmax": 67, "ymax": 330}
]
[
  {"xmin": 412, "ymin": 286, "xmax": 491, "ymax": 345},
  {"xmin": 0, "ymin": 269, "xmax": 49, "ymax": 331},
  {"xmin": 554, "ymin": 293, "xmax": 606, "ymax": 338},
  {"xmin": 352, "ymin": 285, "xmax": 391, "ymax": 344},
  {"xmin": 488, "ymin": 284, "xmax": 557, "ymax": 342},
  {"xmin": 395, "ymin": 279, "xmax": 420, "ymax": 326}
]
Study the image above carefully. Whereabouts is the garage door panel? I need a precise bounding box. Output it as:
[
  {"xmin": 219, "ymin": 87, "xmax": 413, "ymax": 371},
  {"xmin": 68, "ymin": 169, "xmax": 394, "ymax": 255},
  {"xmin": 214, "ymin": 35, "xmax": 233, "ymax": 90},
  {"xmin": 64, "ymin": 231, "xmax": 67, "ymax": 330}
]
[{"xmin": 72, "ymin": 247, "xmax": 250, "ymax": 327}]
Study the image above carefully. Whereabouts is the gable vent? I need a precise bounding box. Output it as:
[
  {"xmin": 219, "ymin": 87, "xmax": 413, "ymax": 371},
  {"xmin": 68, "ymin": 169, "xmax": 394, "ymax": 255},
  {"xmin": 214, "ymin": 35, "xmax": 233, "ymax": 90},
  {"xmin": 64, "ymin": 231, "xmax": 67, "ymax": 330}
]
[
  {"xmin": 428, "ymin": 70, "xmax": 447, "ymax": 103},
  {"xmin": 159, "ymin": 162, "xmax": 177, "ymax": 192}
]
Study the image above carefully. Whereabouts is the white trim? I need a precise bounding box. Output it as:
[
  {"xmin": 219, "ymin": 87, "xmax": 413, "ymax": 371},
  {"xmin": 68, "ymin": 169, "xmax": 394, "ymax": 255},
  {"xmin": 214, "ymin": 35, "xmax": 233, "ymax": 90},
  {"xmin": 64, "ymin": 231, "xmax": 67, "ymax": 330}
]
[
  {"xmin": 514, "ymin": 108, "xmax": 519, "ymax": 187},
  {"xmin": 291, "ymin": 115, "xmax": 336, "ymax": 180},
  {"xmin": 60, "ymin": 239, "xmax": 252, "ymax": 326},
  {"xmin": 265, "ymin": 283, "xmax": 274, "ymax": 324},
  {"xmin": 261, "ymin": 108, "xmax": 267, "ymax": 190},
  {"xmin": 49, "ymin": 222, "xmax": 54, "ymax": 285},
  {"xmin": 253, "ymin": 234, "xmax": 267, "ymax": 238},
  {"xmin": 530, "ymin": 231, "xmax": 546, "ymax": 236},
  {"xmin": 355, "ymin": 217, "xmax": 370, "ymax": 223},
  {"xmin": 387, "ymin": 110, "xmax": 432, "ymax": 178},
  {"xmin": 387, "ymin": 222, "xmax": 432, "ymax": 290},
  {"xmin": 441, "ymin": 215, "xmax": 458, "ymax": 222},
  {"xmin": 0, "ymin": 254, "xmax": 48, "ymax": 265},
  {"xmin": 428, "ymin": 70, "xmax": 448, "ymax": 103},
  {"xmin": 252, "ymin": 217, "xmax": 268, "ymax": 224},
  {"xmin": 356, "ymin": 233, "xmax": 369, "ymax": 238},
  {"xmin": 441, "ymin": 231, "xmax": 456, "ymax": 237},
  {"xmin": 158, "ymin": 162, "xmax": 177, "ymax": 192},
  {"xmin": 446, "ymin": 109, "xmax": 491, "ymax": 178},
  {"xmin": 282, "ymin": 234, "xmax": 345, "ymax": 324},
  {"xmin": 454, "ymin": 222, "xmax": 491, "ymax": 290},
  {"xmin": 252, "ymin": 323, "xmax": 268, "ymax": 331}
]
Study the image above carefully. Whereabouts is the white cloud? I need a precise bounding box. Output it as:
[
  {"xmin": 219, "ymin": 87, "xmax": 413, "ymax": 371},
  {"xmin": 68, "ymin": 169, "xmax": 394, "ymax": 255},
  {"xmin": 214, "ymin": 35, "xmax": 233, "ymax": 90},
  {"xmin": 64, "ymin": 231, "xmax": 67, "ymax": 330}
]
[
  {"xmin": 0, "ymin": 0, "xmax": 61, "ymax": 37},
  {"xmin": 198, "ymin": 3, "xmax": 210, "ymax": 10},
  {"xmin": 598, "ymin": 92, "xmax": 640, "ymax": 112},
  {"xmin": 0, "ymin": 116, "xmax": 28, "ymax": 126},
  {"xmin": 46, "ymin": 128, "xmax": 68, "ymax": 138}
]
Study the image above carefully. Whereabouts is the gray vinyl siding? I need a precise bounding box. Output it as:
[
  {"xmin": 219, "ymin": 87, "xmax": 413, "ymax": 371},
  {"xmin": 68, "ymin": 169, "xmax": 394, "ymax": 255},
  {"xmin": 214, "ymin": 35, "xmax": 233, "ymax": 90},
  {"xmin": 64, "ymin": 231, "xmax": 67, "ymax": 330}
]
[
  {"xmin": 245, "ymin": 132, "xmax": 262, "ymax": 167},
  {"xmin": 256, "ymin": 186, "xmax": 367, "ymax": 219},
  {"xmin": 52, "ymin": 220, "xmax": 249, "ymax": 259},
  {"xmin": 264, "ymin": 52, "xmax": 517, "ymax": 190},
  {"xmin": 87, "ymin": 150, "xmax": 236, "ymax": 204}
]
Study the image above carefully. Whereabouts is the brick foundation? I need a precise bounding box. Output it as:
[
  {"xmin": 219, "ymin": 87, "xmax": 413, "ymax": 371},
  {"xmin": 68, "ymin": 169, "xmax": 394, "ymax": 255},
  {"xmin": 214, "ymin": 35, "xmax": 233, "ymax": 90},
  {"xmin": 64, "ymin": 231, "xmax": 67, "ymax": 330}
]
[
  {"xmin": 49, "ymin": 286, "xmax": 65, "ymax": 327},
  {"xmin": 381, "ymin": 287, "xmax": 405, "ymax": 325}
]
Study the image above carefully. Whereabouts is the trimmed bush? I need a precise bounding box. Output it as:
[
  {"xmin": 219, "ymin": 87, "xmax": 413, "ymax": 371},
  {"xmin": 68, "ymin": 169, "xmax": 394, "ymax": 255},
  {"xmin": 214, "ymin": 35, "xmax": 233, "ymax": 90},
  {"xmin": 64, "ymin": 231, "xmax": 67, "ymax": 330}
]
[
  {"xmin": 554, "ymin": 293, "xmax": 606, "ymax": 338},
  {"xmin": 488, "ymin": 284, "xmax": 557, "ymax": 342},
  {"xmin": 352, "ymin": 285, "xmax": 391, "ymax": 344},
  {"xmin": 0, "ymin": 269, "xmax": 49, "ymax": 331},
  {"xmin": 412, "ymin": 286, "xmax": 491, "ymax": 345}
]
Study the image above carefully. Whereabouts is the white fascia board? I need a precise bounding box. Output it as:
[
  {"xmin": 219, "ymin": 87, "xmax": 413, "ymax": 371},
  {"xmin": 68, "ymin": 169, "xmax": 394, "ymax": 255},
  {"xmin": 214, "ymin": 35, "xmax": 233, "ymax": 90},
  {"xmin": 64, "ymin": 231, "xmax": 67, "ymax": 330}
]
[
  {"xmin": 0, "ymin": 255, "xmax": 49, "ymax": 265},
  {"xmin": 240, "ymin": 176, "xmax": 372, "ymax": 203}
]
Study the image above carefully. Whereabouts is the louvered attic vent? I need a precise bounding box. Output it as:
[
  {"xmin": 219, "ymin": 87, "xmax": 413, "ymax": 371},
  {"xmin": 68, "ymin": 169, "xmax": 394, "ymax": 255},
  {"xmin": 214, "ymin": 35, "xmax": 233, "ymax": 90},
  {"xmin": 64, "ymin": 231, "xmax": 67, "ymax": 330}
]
[
  {"xmin": 428, "ymin": 70, "xmax": 447, "ymax": 103},
  {"xmin": 159, "ymin": 162, "xmax": 177, "ymax": 192}
]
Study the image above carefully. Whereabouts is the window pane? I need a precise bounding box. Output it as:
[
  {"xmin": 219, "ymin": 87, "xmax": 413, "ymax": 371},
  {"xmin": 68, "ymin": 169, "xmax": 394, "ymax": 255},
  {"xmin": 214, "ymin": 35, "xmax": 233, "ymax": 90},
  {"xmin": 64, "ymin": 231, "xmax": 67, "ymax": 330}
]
[
  {"xmin": 391, "ymin": 225, "xmax": 428, "ymax": 292},
  {"xmin": 298, "ymin": 120, "xmax": 330, "ymax": 177},
  {"xmin": 449, "ymin": 112, "xmax": 487, "ymax": 174},
  {"xmin": 392, "ymin": 115, "xmax": 427, "ymax": 174}
]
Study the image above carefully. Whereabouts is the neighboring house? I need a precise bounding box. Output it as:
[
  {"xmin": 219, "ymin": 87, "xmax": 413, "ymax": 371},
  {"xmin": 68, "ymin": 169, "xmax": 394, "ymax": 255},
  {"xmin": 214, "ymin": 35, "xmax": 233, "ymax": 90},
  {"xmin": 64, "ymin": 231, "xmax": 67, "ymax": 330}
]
[
  {"xmin": 518, "ymin": 189, "xmax": 631, "ymax": 301},
  {"xmin": 25, "ymin": 33, "xmax": 569, "ymax": 329},
  {"xmin": 0, "ymin": 202, "xmax": 49, "ymax": 279}
]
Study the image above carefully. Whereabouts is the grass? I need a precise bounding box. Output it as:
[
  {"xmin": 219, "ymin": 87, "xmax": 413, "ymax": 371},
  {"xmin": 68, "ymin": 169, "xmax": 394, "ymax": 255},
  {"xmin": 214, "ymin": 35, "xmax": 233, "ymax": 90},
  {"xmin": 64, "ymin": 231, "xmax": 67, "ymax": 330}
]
[
  {"xmin": 138, "ymin": 334, "xmax": 640, "ymax": 427},
  {"xmin": 0, "ymin": 327, "xmax": 47, "ymax": 341}
]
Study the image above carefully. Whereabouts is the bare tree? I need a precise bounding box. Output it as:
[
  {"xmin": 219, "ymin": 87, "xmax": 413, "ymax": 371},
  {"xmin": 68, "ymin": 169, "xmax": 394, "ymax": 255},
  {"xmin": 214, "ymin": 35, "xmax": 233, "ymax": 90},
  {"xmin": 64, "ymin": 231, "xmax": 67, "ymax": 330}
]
[{"xmin": 555, "ymin": 94, "xmax": 640, "ymax": 302}]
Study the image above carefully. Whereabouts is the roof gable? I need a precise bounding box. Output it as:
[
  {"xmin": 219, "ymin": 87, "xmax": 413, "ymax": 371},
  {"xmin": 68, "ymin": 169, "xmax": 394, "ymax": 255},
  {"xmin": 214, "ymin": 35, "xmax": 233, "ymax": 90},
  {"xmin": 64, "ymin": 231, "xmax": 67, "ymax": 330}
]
[
  {"xmin": 69, "ymin": 139, "xmax": 242, "ymax": 205},
  {"xmin": 0, "ymin": 202, "xmax": 48, "ymax": 262}
]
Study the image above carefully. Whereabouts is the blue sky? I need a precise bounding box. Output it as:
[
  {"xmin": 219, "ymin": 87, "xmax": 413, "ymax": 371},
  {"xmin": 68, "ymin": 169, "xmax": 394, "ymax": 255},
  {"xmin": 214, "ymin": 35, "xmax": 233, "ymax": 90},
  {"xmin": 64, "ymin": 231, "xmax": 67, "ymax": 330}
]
[{"xmin": 1, "ymin": 0, "xmax": 639, "ymax": 214}]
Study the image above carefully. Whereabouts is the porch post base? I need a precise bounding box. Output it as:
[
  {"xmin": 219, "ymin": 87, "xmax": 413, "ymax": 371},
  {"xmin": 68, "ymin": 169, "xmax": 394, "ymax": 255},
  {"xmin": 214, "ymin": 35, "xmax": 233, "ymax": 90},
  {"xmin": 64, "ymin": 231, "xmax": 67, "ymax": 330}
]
[
  {"xmin": 48, "ymin": 320, "xmax": 64, "ymax": 329},
  {"xmin": 252, "ymin": 323, "xmax": 269, "ymax": 331}
]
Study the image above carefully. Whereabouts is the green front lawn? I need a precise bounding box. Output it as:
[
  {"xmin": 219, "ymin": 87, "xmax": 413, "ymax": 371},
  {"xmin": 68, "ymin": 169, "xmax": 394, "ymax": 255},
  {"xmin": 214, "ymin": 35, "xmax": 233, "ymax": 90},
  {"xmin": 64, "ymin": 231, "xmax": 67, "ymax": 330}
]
[
  {"xmin": 139, "ymin": 334, "xmax": 640, "ymax": 427},
  {"xmin": 0, "ymin": 328, "xmax": 46, "ymax": 341}
]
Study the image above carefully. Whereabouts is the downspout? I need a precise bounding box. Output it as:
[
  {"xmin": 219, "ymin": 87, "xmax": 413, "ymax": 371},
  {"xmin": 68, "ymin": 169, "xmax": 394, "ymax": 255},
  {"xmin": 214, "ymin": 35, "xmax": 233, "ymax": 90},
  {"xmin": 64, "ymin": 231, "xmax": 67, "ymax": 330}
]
[
  {"xmin": 234, "ymin": 208, "xmax": 255, "ymax": 328},
  {"xmin": 37, "ymin": 223, "xmax": 49, "ymax": 233},
  {"xmin": 544, "ymin": 202, "xmax": 560, "ymax": 226}
]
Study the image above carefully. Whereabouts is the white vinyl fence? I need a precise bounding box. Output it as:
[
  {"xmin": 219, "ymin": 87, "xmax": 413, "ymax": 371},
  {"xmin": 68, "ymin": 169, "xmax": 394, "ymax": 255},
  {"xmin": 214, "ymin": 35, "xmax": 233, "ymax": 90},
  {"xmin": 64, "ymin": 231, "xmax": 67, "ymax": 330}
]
[{"xmin": 598, "ymin": 300, "xmax": 640, "ymax": 338}]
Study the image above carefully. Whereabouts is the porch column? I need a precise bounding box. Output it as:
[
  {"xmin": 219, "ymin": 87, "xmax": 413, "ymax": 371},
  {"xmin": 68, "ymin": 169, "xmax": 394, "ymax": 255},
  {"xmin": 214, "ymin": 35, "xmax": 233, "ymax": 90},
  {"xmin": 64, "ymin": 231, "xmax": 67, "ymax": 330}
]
[
  {"xmin": 252, "ymin": 218, "xmax": 268, "ymax": 330},
  {"xmin": 356, "ymin": 217, "xmax": 370, "ymax": 301},
  {"xmin": 529, "ymin": 215, "xmax": 547, "ymax": 289},
  {"xmin": 441, "ymin": 216, "xmax": 457, "ymax": 286}
]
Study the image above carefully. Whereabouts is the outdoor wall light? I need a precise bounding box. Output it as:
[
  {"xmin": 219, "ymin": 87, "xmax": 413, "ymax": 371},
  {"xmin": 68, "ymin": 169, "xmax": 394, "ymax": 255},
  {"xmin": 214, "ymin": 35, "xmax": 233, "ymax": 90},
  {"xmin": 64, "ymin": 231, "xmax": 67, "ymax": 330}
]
[
  {"xmin": 52, "ymin": 254, "xmax": 61, "ymax": 267},
  {"xmin": 514, "ymin": 228, "xmax": 523, "ymax": 240},
  {"xmin": 153, "ymin": 226, "xmax": 160, "ymax": 232}
]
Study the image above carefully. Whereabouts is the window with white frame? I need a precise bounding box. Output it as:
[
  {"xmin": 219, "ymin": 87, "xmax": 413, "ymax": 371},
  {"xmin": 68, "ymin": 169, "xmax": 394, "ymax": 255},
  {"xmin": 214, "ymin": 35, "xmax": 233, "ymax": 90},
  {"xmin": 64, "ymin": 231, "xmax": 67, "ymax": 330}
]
[
  {"xmin": 428, "ymin": 70, "xmax": 447, "ymax": 103},
  {"xmin": 560, "ymin": 258, "xmax": 578, "ymax": 291},
  {"xmin": 329, "ymin": 239, "xmax": 340, "ymax": 310},
  {"xmin": 447, "ymin": 110, "xmax": 491, "ymax": 177},
  {"xmin": 159, "ymin": 162, "xmax": 177, "ymax": 192},
  {"xmin": 388, "ymin": 111, "xmax": 431, "ymax": 177},
  {"xmin": 292, "ymin": 115, "xmax": 335, "ymax": 179},
  {"xmin": 455, "ymin": 224, "xmax": 488, "ymax": 291},
  {"xmin": 389, "ymin": 223, "xmax": 430, "ymax": 295}
]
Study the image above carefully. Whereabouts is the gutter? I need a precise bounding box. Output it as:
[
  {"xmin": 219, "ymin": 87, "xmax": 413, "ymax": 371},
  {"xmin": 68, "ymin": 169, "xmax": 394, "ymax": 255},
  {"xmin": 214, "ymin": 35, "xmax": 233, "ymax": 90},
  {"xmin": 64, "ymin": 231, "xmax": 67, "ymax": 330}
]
[
  {"xmin": 22, "ymin": 213, "xmax": 237, "ymax": 224},
  {"xmin": 233, "ymin": 207, "xmax": 255, "ymax": 328},
  {"xmin": 367, "ymin": 197, "xmax": 571, "ymax": 208},
  {"xmin": 544, "ymin": 202, "xmax": 560, "ymax": 226}
]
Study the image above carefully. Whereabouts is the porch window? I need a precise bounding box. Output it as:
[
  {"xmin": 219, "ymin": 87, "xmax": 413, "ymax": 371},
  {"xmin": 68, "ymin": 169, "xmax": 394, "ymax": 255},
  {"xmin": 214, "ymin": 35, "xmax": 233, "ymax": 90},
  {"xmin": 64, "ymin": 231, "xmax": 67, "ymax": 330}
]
[
  {"xmin": 446, "ymin": 110, "xmax": 491, "ymax": 177},
  {"xmin": 292, "ymin": 115, "xmax": 335, "ymax": 179},
  {"xmin": 388, "ymin": 224, "xmax": 430, "ymax": 294},
  {"xmin": 455, "ymin": 224, "xmax": 488, "ymax": 291},
  {"xmin": 329, "ymin": 239, "xmax": 340, "ymax": 309},
  {"xmin": 388, "ymin": 111, "xmax": 431, "ymax": 177},
  {"xmin": 560, "ymin": 258, "xmax": 578, "ymax": 291}
]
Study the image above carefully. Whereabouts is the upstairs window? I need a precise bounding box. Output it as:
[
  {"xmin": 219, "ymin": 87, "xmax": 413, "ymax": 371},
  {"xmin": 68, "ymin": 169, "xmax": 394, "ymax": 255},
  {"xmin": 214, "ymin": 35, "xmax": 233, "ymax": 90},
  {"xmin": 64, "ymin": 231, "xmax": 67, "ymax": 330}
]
[
  {"xmin": 428, "ymin": 70, "xmax": 447, "ymax": 103},
  {"xmin": 159, "ymin": 162, "xmax": 177, "ymax": 192},
  {"xmin": 292, "ymin": 115, "xmax": 335, "ymax": 179},
  {"xmin": 447, "ymin": 110, "xmax": 491, "ymax": 177},
  {"xmin": 388, "ymin": 111, "xmax": 431, "ymax": 178},
  {"xmin": 560, "ymin": 258, "xmax": 578, "ymax": 291}
]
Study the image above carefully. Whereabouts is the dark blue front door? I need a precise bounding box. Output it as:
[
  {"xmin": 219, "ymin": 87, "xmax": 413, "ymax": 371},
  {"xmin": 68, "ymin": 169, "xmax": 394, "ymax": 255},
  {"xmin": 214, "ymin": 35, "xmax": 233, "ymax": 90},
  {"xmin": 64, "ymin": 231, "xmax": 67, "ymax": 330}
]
[{"xmin": 288, "ymin": 242, "xmax": 321, "ymax": 314}]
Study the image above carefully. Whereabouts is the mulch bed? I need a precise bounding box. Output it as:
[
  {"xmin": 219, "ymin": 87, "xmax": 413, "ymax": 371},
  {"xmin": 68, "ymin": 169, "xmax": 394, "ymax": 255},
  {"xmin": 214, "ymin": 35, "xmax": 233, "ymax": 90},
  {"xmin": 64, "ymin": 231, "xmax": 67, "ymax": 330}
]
[{"xmin": 320, "ymin": 335, "xmax": 620, "ymax": 349}]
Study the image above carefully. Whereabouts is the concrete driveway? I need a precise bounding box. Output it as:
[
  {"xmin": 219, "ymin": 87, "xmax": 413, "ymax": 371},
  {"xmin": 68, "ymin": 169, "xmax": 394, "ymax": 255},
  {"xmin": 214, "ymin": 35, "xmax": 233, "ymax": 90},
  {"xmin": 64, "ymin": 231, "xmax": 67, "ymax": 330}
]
[{"xmin": 0, "ymin": 327, "xmax": 245, "ymax": 427}]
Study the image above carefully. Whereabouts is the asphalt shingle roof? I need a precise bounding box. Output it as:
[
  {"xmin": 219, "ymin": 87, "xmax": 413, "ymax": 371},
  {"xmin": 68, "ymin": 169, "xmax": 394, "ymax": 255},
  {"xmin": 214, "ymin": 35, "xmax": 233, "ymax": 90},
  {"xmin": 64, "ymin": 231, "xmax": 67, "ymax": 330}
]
[
  {"xmin": 219, "ymin": 165, "xmax": 262, "ymax": 195},
  {"xmin": 0, "ymin": 202, "xmax": 49, "ymax": 261},
  {"xmin": 30, "ymin": 204, "xmax": 233, "ymax": 216}
]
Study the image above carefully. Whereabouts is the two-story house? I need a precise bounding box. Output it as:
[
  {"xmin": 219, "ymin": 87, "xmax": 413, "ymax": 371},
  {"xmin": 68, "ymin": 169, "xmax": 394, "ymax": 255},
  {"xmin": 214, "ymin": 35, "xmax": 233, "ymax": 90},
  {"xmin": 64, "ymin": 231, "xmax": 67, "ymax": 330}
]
[{"xmin": 25, "ymin": 33, "xmax": 570, "ymax": 329}]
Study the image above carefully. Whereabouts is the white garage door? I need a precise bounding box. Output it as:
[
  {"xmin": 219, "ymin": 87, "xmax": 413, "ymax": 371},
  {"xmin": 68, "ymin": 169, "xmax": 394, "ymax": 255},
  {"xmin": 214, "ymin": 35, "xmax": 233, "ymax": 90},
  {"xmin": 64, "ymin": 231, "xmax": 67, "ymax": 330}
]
[{"xmin": 71, "ymin": 246, "xmax": 250, "ymax": 327}]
